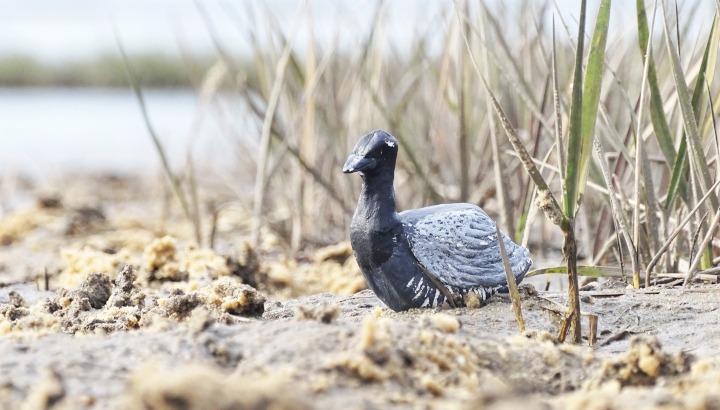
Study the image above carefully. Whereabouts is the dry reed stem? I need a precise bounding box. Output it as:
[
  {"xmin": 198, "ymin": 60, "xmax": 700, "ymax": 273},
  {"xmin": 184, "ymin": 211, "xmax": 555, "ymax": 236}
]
[
  {"xmin": 114, "ymin": 28, "xmax": 199, "ymax": 245},
  {"xmin": 685, "ymin": 206, "xmax": 720, "ymax": 284},
  {"xmin": 453, "ymin": 0, "xmax": 565, "ymax": 228},
  {"xmin": 646, "ymin": 179, "xmax": 720, "ymax": 281},
  {"xmin": 689, "ymin": 212, "xmax": 709, "ymax": 268},
  {"xmin": 633, "ymin": 0, "xmax": 657, "ymax": 288},
  {"xmin": 250, "ymin": 0, "xmax": 306, "ymax": 248},
  {"xmin": 496, "ymin": 224, "xmax": 524, "ymax": 333},
  {"xmin": 587, "ymin": 314, "xmax": 598, "ymax": 346},
  {"xmin": 480, "ymin": 5, "xmax": 514, "ymax": 234},
  {"xmin": 594, "ymin": 139, "xmax": 637, "ymax": 283}
]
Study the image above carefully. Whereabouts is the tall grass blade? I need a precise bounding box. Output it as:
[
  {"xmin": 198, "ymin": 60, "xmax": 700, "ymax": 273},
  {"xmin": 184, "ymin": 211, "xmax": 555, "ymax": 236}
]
[
  {"xmin": 701, "ymin": 15, "xmax": 720, "ymax": 142},
  {"xmin": 454, "ymin": 2, "xmax": 565, "ymax": 227},
  {"xmin": 250, "ymin": 1, "xmax": 306, "ymax": 248},
  {"xmin": 661, "ymin": 0, "xmax": 719, "ymax": 210},
  {"xmin": 575, "ymin": 0, "xmax": 612, "ymax": 206},
  {"xmin": 635, "ymin": 0, "xmax": 658, "ymax": 288},
  {"xmin": 480, "ymin": 5, "xmax": 515, "ymax": 235},
  {"xmin": 563, "ymin": 0, "xmax": 587, "ymax": 218},
  {"xmin": 692, "ymin": 20, "xmax": 718, "ymax": 270},
  {"xmin": 646, "ymin": 179, "xmax": 720, "ymax": 282},
  {"xmin": 114, "ymin": 29, "xmax": 197, "ymax": 244},
  {"xmin": 594, "ymin": 139, "xmax": 637, "ymax": 280},
  {"xmin": 552, "ymin": 18, "xmax": 566, "ymax": 180},
  {"xmin": 685, "ymin": 206, "xmax": 720, "ymax": 284},
  {"xmin": 459, "ymin": 0, "xmax": 470, "ymax": 202},
  {"xmin": 637, "ymin": 0, "xmax": 687, "ymax": 207}
]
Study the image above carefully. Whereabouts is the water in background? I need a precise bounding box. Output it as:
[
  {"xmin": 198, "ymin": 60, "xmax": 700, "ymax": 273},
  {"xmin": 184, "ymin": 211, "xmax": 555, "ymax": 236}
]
[{"xmin": 0, "ymin": 88, "xmax": 244, "ymax": 179}]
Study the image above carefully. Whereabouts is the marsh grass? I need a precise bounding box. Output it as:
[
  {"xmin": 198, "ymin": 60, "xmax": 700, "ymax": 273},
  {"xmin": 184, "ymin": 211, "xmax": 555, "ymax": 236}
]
[{"xmin": 120, "ymin": 0, "xmax": 720, "ymax": 340}]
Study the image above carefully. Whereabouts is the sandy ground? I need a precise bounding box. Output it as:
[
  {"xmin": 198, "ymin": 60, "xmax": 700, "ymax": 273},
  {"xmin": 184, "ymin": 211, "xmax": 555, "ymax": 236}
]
[{"xmin": 2, "ymin": 175, "xmax": 720, "ymax": 409}]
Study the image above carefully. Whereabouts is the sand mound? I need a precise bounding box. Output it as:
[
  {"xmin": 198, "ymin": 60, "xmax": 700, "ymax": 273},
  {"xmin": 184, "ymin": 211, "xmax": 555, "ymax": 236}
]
[{"xmin": 125, "ymin": 364, "xmax": 310, "ymax": 410}]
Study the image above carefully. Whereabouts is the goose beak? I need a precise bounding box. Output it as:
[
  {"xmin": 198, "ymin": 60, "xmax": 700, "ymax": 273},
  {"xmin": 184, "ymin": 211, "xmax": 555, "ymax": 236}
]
[{"xmin": 343, "ymin": 154, "xmax": 376, "ymax": 173}]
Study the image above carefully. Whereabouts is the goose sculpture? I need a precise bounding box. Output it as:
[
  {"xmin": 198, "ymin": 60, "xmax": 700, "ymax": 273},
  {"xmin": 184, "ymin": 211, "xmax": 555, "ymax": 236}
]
[{"xmin": 343, "ymin": 130, "xmax": 531, "ymax": 311}]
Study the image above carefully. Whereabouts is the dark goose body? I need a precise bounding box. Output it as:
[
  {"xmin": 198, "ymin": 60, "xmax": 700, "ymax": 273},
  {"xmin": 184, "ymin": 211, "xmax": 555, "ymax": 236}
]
[{"xmin": 344, "ymin": 130, "xmax": 531, "ymax": 312}]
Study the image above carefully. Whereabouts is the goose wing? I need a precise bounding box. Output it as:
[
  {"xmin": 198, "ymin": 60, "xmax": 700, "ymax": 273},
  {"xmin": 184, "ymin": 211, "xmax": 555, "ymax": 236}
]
[{"xmin": 399, "ymin": 204, "xmax": 531, "ymax": 289}]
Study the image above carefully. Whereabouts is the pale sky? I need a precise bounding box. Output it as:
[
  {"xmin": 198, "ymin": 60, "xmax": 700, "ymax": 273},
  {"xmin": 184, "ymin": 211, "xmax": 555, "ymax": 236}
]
[{"xmin": 0, "ymin": 0, "xmax": 678, "ymax": 63}]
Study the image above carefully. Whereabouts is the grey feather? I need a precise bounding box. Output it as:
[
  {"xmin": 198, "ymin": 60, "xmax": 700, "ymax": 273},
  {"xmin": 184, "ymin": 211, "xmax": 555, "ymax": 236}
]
[{"xmin": 400, "ymin": 204, "xmax": 532, "ymax": 289}]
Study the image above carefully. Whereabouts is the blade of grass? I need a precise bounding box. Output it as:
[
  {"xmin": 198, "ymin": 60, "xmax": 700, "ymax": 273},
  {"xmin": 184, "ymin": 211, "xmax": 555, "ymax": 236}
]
[
  {"xmin": 565, "ymin": 0, "xmax": 611, "ymax": 342},
  {"xmin": 646, "ymin": 178, "xmax": 720, "ymax": 281},
  {"xmin": 478, "ymin": 1, "xmax": 554, "ymax": 133},
  {"xmin": 454, "ymin": 2, "xmax": 566, "ymax": 228},
  {"xmin": 708, "ymin": 79, "xmax": 720, "ymax": 184},
  {"xmin": 459, "ymin": 0, "xmax": 470, "ymax": 202},
  {"xmin": 634, "ymin": 0, "xmax": 658, "ymax": 288},
  {"xmin": 480, "ymin": 5, "xmax": 515, "ymax": 235},
  {"xmin": 526, "ymin": 266, "xmax": 624, "ymax": 279},
  {"xmin": 114, "ymin": 28, "xmax": 197, "ymax": 244},
  {"xmin": 496, "ymin": 223, "xmax": 524, "ymax": 332},
  {"xmin": 638, "ymin": 0, "xmax": 688, "ymax": 207},
  {"xmin": 575, "ymin": 0, "xmax": 612, "ymax": 207},
  {"xmin": 552, "ymin": 17, "xmax": 566, "ymax": 181},
  {"xmin": 594, "ymin": 138, "xmax": 637, "ymax": 281},
  {"xmin": 661, "ymin": 0, "xmax": 719, "ymax": 210},
  {"xmin": 241, "ymin": 87, "xmax": 353, "ymax": 216},
  {"xmin": 563, "ymin": 0, "xmax": 588, "ymax": 218},
  {"xmin": 515, "ymin": 83, "xmax": 551, "ymax": 244},
  {"xmin": 685, "ymin": 206, "xmax": 720, "ymax": 284},
  {"xmin": 701, "ymin": 15, "xmax": 720, "ymax": 141},
  {"xmin": 250, "ymin": 0, "xmax": 306, "ymax": 248},
  {"xmin": 689, "ymin": 212, "xmax": 708, "ymax": 268},
  {"xmin": 670, "ymin": 17, "xmax": 719, "ymax": 212}
]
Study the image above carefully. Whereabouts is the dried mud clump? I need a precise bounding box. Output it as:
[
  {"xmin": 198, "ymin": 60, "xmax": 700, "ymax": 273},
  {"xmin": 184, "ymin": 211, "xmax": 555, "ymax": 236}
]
[
  {"xmin": 225, "ymin": 241, "xmax": 259, "ymax": 288},
  {"xmin": 2, "ymin": 266, "xmax": 267, "ymax": 336},
  {"xmin": 143, "ymin": 236, "xmax": 184, "ymax": 281},
  {"xmin": 262, "ymin": 242, "xmax": 366, "ymax": 299},
  {"xmin": 158, "ymin": 289, "xmax": 202, "ymax": 321},
  {"xmin": 125, "ymin": 364, "xmax": 310, "ymax": 410},
  {"xmin": 142, "ymin": 236, "xmax": 231, "ymax": 283},
  {"xmin": 50, "ymin": 273, "xmax": 123, "ymax": 333},
  {"xmin": 199, "ymin": 277, "xmax": 265, "ymax": 317},
  {"xmin": 58, "ymin": 246, "xmax": 132, "ymax": 288},
  {"xmin": 329, "ymin": 315, "xmax": 601, "ymax": 400},
  {"xmin": 8, "ymin": 291, "xmax": 28, "ymax": 308},
  {"xmin": 590, "ymin": 336, "xmax": 692, "ymax": 388},
  {"xmin": 72, "ymin": 272, "xmax": 112, "ymax": 309},
  {"xmin": 147, "ymin": 278, "xmax": 265, "ymax": 324},
  {"xmin": 0, "ymin": 303, "xmax": 30, "ymax": 322},
  {"xmin": 106, "ymin": 265, "xmax": 145, "ymax": 308}
]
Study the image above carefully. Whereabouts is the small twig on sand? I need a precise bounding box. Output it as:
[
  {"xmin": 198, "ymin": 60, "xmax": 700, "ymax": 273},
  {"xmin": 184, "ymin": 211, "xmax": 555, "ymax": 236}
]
[{"xmin": 588, "ymin": 314, "xmax": 598, "ymax": 346}]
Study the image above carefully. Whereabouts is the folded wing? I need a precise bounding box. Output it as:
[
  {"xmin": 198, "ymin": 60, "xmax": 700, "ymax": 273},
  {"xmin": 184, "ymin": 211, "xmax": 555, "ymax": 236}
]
[{"xmin": 400, "ymin": 204, "xmax": 531, "ymax": 289}]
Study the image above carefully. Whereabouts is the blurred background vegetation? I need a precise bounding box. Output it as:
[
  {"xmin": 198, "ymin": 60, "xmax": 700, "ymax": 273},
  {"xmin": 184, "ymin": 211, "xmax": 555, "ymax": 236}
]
[
  {"xmin": 3, "ymin": 0, "xmax": 720, "ymax": 280},
  {"xmin": 0, "ymin": 54, "xmax": 219, "ymax": 88}
]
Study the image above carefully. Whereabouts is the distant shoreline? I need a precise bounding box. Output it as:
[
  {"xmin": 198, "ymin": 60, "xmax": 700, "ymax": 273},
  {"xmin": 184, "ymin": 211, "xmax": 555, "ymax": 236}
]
[{"xmin": 0, "ymin": 53, "xmax": 229, "ymax": 89}]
